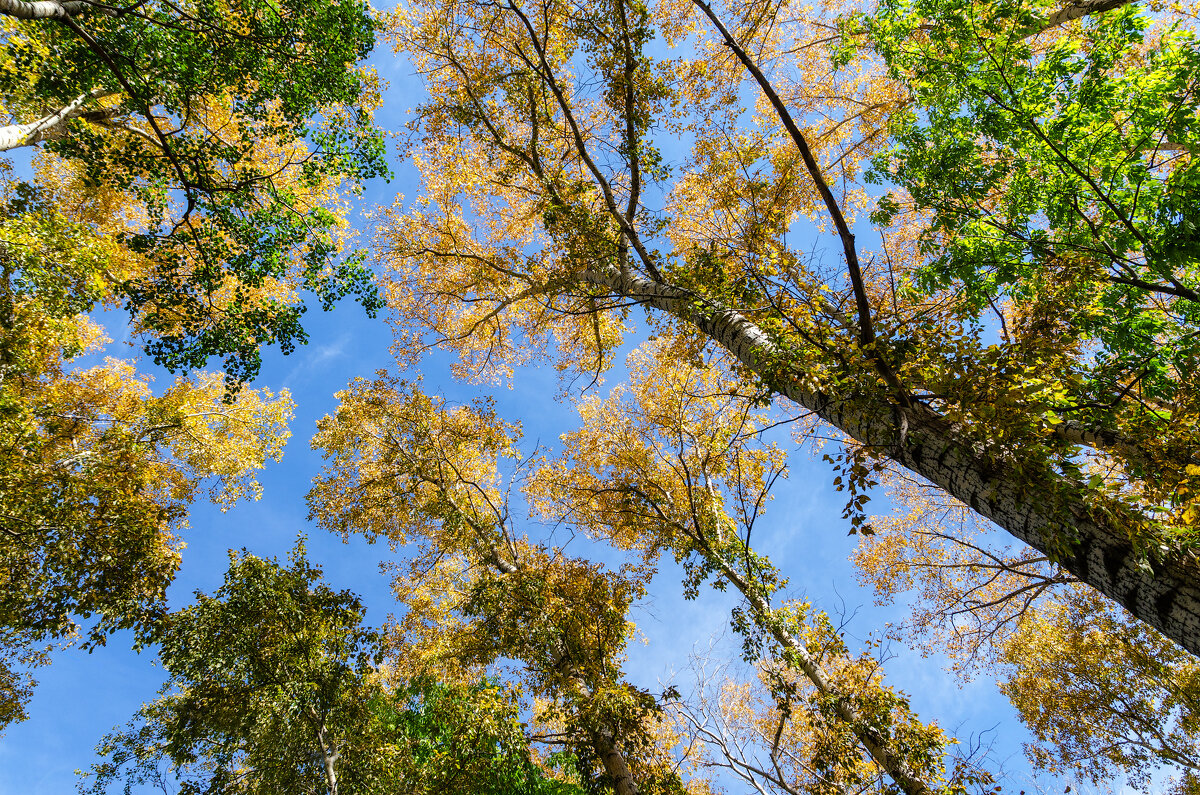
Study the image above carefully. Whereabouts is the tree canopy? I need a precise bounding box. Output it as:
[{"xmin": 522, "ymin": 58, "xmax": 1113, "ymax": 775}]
[
  {"xmin": 0, "ymin": 0, "xmax": 384, "ymax": 725},
  {"xmin": 0, "ymin": 163, "xmax": 293, "ymax": 725},
  {"xmin": 1, "ymin": 0, "xmax": 387, "ymax": 385},
  {"xmin": 2, "ymin": 0, "xmax": 1199, "ymax": 790},
  {"xmin": 382, "ymin": 0, "xmax": 1200, "ymax": 656},
  {"xmin": 82, "ymin": 550, "xmax": 582, "ymax": 795}
]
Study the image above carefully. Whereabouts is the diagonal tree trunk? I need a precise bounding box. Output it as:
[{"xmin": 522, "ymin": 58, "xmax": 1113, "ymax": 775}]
[
  {"xmin": 691, "ymin": 528, "xmax": 938, "ymax": 795},
  {"xmin": 583, "ymin": 264, "xmax": 1200, "ymax": 659},
  {"xmin": 0, "ymin": 89, "xmax": 117, "ymax": 151},
  {"xmin": 0, "ymin": 0, "xmax": 90, "ymax": 20}
]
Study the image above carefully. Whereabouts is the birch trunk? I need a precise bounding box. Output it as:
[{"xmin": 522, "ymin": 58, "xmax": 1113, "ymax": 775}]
[
  {"xmin": 0, "ymin": 89, "xmax": 116, "ymax": 151},
  {"xmin": 695, "ymin": 534, "xmax": 937, "ymax": 795},
  {"xmin": 0, "ymin": 0, "xmax": 88, "ymax": 20},
  {"xmin": 315, "ymin": 724, "xmax": 338, "ymax": 795}
]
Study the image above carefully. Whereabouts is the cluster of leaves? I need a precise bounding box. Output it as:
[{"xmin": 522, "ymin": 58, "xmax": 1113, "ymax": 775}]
[
  {"xmin": 1001, "ymin": 587, "xmax": 1200, "ymax": 793},
  {"xmin": 2, "ymin": 0, "xmax": 388, "ymax": 386},
  {"xmin": 303, "ymin": 342, "xmax": 983, "ymax": 794},
  {"xmin": 862, "ymin": 0, "xmax": 1200, "ymax": 526},
  {"xmin": 83, "ymin": 550, "xmax": 580, "ymax": 795},
  {"xmin": 308, "ymin": 376, "xmax": 682, "ymax": 795},
  {"xmin": 531, "ymin": 343, "xmax": 979, "ymax": 795},
  {"xmin": 0, "ymin": 0, "xmax": 387, "ymax": 729},
  {"xmin": 0, "ymin": 162, "xmax": 294, "ymax": 729},
  {"xmin": 854, "ymin": 473, "xmax": 1200, "ymax": 790}
]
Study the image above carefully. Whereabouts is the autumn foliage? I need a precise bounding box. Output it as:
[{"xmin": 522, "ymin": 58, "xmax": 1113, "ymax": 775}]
[{"xmin": 3, "ymin": 0, "xmax": 1200, "ymax": 790}]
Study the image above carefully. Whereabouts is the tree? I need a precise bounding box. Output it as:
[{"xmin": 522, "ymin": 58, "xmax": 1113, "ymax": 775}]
[
  {"xmin": 529, "ymin": 342, "xmax": 987, "ymax": 795},
  {"xmin": 1, "ymin": 0, "xmax": 387, "ymax": 385},
  {"xmin": 306, "ymin": 359, "xmax": 1000, "ymax": 795},
  {"xmin": 0, "ymin": 166, "xmax": 294, "ymax": 728},
  {"xmin": 379, "ymin": 0, "xmax": 1200, "ymax": 657},
  {"xmin": 853, "ymin": 474, "xmax": 1075, "ymax": 673},
  {"xmin": 667, "ymin": 651, "xmax": 994, "ymax": 795},
  {"xmin": 1000, "ymin": 587, "xmax": 1200, "ymax": 793},
  {"xmin": 309, "ymin": 378, "xmax": 686, "ymax": 795},
  {"xmin": 81, "ymin": 549, "xmax": 579, "ymax": 795},
  {"xmin": 3, "ymin": 0, "xmax": 1191, "ymax": 784},
  {"xmin": 82, "ymin": 550, "xmax": 375, "ymax": 795}
]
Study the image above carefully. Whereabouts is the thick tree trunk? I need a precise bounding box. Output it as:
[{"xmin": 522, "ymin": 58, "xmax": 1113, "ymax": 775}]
[
  {"xmin": 584, "ymin": 265, "xmax": 1200, "ymax": 658},
  {"xmin": 592, "ymin": 728, "xmax": 640, "ymax": 795}
]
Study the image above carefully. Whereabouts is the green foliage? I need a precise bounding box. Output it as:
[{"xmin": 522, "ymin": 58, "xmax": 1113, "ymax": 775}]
[
  {"xmin": 867, "ymin": 0, "xmax": 1200, "ymax": 404},
  {"xmin": 2, "ymin": 0, "xmax": 388, "ymax": 387},
  {"xmin": 841, "ymin": 0, "xmax": 1200, "ymax": 567},
  {"xmin": 375, "ymin": 679, "xmax": 588, "ymax": 795},
  {"xmin": 81, "ymin": 548, "xmax": 375, "ymax": 794},
  {"xmin": 0, "ymin": 167, "xmax": 297, "ymax": 733},
  {"xmin": 0, "ymin": 175, "xmax": 106, "ymax": 319},
  {"xmin": 80, "ymin": 549, "xmax": 582, "ymax": 795}
]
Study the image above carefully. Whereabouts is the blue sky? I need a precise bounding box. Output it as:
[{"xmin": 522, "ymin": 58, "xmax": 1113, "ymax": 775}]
[
  {"xmin": 0, "ymin": 21, "xmax": 1111, "ymax": 795},
  {"xmin": 0, "ymin": 274, "xmax": 1051, "ymax": 793},
  {"xmin": 0, "ymin": 303, "xmax": 1041, "ymax": 792}
]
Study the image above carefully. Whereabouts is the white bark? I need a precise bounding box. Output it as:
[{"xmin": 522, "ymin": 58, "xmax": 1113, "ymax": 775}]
[
  {"xmin": 0, "ymin": 89, "xmax": 117, "ymax": 151},
  {"xmin": 0, "ymin": 0, "xmax": 90, "ymax": 19},
  {"xmin": 695, "ymin": 531, "xmax": 937, "ymax": 795},
  {"xmin": 582, "ymin": 264, "xmax": 1200, "ymax": 659},
  {"xmin": 1043, "ymin": 0, "xmax": 1132, "ymax": 30},
  {"xmin": 315, "ymin": 724, "xmax": 338, "ymax": 795}
]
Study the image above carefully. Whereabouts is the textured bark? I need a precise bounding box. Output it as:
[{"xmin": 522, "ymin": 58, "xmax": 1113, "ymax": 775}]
[
  {"xmin": 0, "ymin": 89, "xmax": 116, "ymax": 151},
  {"xmin": 584, "ymin": 265, "xmax": 1200, "ymax": 658},
  {"xmin": 1042, "ymin": 0, "xmax": 1133, "ymax": 30},
  {"xmin": 592, "ymin": 727, "xmax": 641, "ymax": 795},
  {"xmin": 0, "ymin": 0, "xmax": 88, "ymax": 19}
]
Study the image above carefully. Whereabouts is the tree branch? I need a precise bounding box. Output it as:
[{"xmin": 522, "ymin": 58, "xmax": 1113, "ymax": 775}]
[
  {"xmin": 0, "ymin": 88, "xmax": 119, "ymax": 151},
  {"xmin": 689, "ymin": 0, "xmax": 910, "ymax": 405},
  {"xmin": 0, "ymin": 0, "xmax": 95, "ymax": 19}
]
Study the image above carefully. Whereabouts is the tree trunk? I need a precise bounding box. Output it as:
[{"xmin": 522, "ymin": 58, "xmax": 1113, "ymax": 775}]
[
  {"xmin": 314, "ymin": 724, "xmax": 338, "ymax": 795},
  {"xmin": 0, "ymin": 89, "xmax": 115, "ymax": 151},
  {"xmin": 0, "ymin": 0, "xmax": 88, "ymax": 20},
  {"xmin": 700, "ymin": 539, "xmax": 937, "ymax": 795},
  {"xmin": 592, "ymin": 727, "xmax": 641, "ymax": 795},
  {"xmin": 584, "ymin": 265, "xmax": 1200, "ymax": 658}
]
